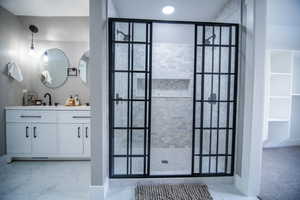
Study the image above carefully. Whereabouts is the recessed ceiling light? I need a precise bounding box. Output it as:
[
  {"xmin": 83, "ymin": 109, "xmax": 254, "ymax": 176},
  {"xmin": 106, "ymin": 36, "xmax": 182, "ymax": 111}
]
[{"xmin": 162, "ymin": 6, "xmax": 175, "ymax": 15}]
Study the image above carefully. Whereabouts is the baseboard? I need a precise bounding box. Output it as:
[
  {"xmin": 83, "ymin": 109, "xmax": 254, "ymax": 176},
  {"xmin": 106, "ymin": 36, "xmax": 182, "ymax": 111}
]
[
  {"xmin": 89, "ymin": 185, "xmax": 105, "ymax": 200},
  {"xmin": 104, "ymin": 177, "xmax": 110, "ymax": 198},
  {"xmin": 234, "ymin": 175, "xmax": 260, "ymax": 200},
  {"xmin": 89, "ymin": 178, "xmax": 110, "ymax": 200},
  {"xmin": 234, "ymin": 174, "xmax": 246, "ymax": 194}
]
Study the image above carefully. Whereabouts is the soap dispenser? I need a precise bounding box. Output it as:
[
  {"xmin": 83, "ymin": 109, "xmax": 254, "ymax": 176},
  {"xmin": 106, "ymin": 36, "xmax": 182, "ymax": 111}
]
[
  {"xmin": 66, "ymin": 95, "xmax": 75, "ymax": 106},
  {"xmin": 74, "ymin": 95, "xmax": 80, "ymax": 106}
]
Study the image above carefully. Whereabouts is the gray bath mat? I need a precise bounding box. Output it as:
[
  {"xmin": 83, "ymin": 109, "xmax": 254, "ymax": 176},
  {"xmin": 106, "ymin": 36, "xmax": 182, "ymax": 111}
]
[{"xmin": 135, "ymin": 184, "xmax": 213, "ymax": 200}]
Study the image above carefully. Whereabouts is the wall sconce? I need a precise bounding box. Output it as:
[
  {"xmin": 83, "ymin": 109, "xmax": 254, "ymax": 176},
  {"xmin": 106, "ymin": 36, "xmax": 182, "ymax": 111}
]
[
  {"xmin": 28, "ymin": 25, "xmax": 39, "ymax": 56},
  {"xmin": 43, "ymin": 51, "xmax": 48, "ymax": 62}
]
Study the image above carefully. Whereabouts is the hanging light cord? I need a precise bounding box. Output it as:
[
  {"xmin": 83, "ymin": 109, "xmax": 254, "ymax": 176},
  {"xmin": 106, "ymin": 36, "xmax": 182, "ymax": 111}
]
[{"xmin": 31, "ymin": 32, "xmax": 34, "ymax": 49}]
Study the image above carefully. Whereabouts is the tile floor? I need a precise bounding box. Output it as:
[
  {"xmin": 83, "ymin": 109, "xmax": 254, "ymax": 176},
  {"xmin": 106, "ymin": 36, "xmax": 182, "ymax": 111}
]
[
  {"xmin": 260, "ymin": 146, "xmax": 300, "ymax": 200},
  {"xmin": 0, "ymin": 159, "xmax": 258, "ymax": 200},
  {"xmin": 107, "ymin": 180, "xmax": 258, "ymax": 200},
  {"xmin": 0, "ymin": 160, "xmax": 90, "ymax": 200}
]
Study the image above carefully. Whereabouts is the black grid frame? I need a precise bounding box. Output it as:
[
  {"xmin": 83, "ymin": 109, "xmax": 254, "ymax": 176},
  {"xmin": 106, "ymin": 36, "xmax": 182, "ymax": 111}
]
[
  {"xmin": 192, "ymin": 24, "xmax": 239, "ymax": 176},
  {"xmin": 109, "ymin": 19, "xmax": 152, "ymax": 177},
  {"xmin": 109, "ymin": 18, "xmax": 239, "ymax": 178}
]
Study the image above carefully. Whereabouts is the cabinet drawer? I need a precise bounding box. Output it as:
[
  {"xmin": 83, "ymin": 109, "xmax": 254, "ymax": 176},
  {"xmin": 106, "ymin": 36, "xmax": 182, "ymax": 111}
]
[
  {"xmin": 57, "ymin": 111, "xmax": 91, "ymax": 123},
  {"xmin": 6, "ymin": 110, "xmax": 56, "ymax": 123}
]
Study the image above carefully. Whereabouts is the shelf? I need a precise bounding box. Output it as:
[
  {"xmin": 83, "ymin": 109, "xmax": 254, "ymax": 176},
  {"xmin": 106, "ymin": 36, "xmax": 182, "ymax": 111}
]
[
  {"xmin": 270, "ymin": 96, "xmax": 290, "ymax": 99},
  {"xmin": 270, "ymin": 73, "xmax": 292, "ymax": 76},
  {"xmin": 292, "ymin": 94, "xmax": 300, "ymax": 96},
  {"xmin": 268, "ymin": 118, "xmax": 289, "ymax": 122},
  {"xmin": 270, "ymin": 51, "xmax": 292, "ymax": 74}
]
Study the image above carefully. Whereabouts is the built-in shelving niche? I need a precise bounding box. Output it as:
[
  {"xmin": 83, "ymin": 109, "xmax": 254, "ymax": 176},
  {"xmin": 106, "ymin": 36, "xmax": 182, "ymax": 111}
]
[
  {"xmin": 265, "ymin": 50, "xmax": 300, "ymax": 147},
  {"xmin": 136, "ymin": 73, "xmax": 193, "ymax": 98}
]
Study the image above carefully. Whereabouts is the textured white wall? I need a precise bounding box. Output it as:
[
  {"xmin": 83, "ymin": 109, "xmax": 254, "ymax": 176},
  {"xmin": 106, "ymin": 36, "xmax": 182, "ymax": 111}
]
[
  {"xmin": 22, "ymin": 40, "xmax": 90, "ymax": 105},
  {"xmin": 266, "ymin": 0, "xmax": 300, "ymax": 50},
  {"xmin": 0, "ymin": 7, "xmax": 33, "ymax": 155},
  {"xmin": 90, "ymin": 0, "xmax": 108, "ymax": 189},
  {"xmin": 215, "ymin": 0, "xmax": 241, "ymax": 23}
]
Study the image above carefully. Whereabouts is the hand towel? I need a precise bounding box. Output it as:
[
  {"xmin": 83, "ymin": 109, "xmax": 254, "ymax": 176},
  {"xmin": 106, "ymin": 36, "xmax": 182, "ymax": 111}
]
[
  {"xmin": 41, "ymin": 70, "xmax": 52, "ymax": 84},
  {"xmin": 7, "ymin": 62, "xmax": 23, "ymax": 82}
]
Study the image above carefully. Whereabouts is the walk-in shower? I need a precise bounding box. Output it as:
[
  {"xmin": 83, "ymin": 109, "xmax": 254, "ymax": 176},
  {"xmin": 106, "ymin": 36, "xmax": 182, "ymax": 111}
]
[{"xmin": 109, "ymin": 18, "xmax": 239, "ymax": 178}]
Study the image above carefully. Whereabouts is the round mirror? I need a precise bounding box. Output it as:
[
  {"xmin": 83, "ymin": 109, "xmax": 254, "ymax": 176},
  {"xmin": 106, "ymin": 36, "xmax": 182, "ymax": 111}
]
[
  {"xmin": 40, "ymin": 48, "xmax": 69, "ymax": 88},
  {"xmin": 79, "ymin": 51, "xmax": 89, "ymax": 84}
]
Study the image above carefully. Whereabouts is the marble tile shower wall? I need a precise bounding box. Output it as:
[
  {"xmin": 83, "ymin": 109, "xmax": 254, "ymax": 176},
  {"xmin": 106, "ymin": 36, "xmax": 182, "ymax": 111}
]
[
  {"xmin": 151, "ymin": 43, "xmax": 194, "ymax": 148},
  {"xmin": 115, "ymin": 43, "xmax": 195, "ymax": 149}
]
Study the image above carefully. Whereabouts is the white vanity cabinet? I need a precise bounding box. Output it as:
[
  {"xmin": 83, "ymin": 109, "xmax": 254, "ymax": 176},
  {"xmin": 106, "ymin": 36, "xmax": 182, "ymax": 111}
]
[
  {"xmin": 32, "ymin": 123, "xmax": 57, "ymax": 155},
  {"xmin": 57, "ymin": 123, "xmax": 90, "ymax": 156},
  {"xmin": 6, "ymin": 123, "xmax": 31, "ymax": 154},
  {"xmin": 5, "ymin": 106, "xmax": 91, "ymax": 160},
  {"xmin": 7, "ymin": 123, "xmax": 57, "ymax": 155}
]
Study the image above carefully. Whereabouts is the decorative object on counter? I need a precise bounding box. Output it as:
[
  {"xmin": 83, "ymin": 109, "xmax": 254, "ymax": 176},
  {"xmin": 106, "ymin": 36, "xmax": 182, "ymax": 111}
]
[
  {"xmin": 65, "ymin": 95, "xmax": 75, "ymax": 106},
  {"xmin": 74, "ymin": 95, "xmax": 81, "ymax": 106},
  {"xmin": 7, "ymin": 62, "xmax": 23, "ymax": 82},
  {"xmin": 26, "ymin": 91, "xmax": 39, "ymax": 106},
  {"xmin": 39, "ymin": 48, "xmax": 69, "ymax": 89},
  {"xmin": 34, "ymin": 100, "xmax": 42, "ymax": 105},
  {"xmin": 67, "ymin": 68, "xmax": 78, "ymax": 76},
  {"xmin": 28, "ymin": 25, "xmax": 38, "ymax": 56},
  {"xmin": 86, "ymin": 103, "xmax": 90, "ymax": 106},
  {"xmin": 79, "ymin": 51, "xmax": 89, "ymax": 84},
  {"xmin": 54, "ymin": 103, "xmax": 59, "ymax": 106}
]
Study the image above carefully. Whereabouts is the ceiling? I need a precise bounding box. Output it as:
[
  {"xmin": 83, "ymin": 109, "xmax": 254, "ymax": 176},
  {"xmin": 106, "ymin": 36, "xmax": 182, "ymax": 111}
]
[
  {"xmin": 19, "ymin": 16, "xmax": 89, "ymax": 42},
  {"xmin": 111, "ymin": 0, "xmax": 230, "ymax": 21},
  {"xmin": 0, "ymin": 0, "xmax": 229, "ymax": 20},
  {"xmin": 0, "ymin": 0, "xmax": 89, "ymax": 16}
]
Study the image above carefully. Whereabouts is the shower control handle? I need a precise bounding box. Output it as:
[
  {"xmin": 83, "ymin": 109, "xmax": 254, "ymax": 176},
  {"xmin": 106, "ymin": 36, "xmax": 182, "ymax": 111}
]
[{"xmin": 115, "ymin": 93, "xmax": 123, "ymax": 105}]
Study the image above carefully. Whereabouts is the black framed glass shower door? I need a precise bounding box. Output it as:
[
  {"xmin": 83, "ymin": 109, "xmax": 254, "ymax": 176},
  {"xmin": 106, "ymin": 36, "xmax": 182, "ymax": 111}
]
[
  {"xmin": 109, "ymin": 18, "xmax": 239, "ymax": 178},
  {"xmin": 109, "ymin": 20, "xmax": 152, "ymax": 177},
  {"xmin": 192, "ymin": 25, "xmax": 239, "ymax": 176}
]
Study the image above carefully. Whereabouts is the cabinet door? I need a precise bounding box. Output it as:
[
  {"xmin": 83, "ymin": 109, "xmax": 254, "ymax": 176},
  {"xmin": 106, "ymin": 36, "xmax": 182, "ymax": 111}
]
[
  {"xmin": 32, "ymin": 123, "xmax": 57, "ymax": 155},
  {"xmin": 6, "ymin": 123, "xmax": 31, "ymax": 154},
  {"xmin": 58, "ymin": 124, "xmax": 83, "ymax": 155},
  {"xmin": 83, "ymin": 123, "xmax": 91, "ymax": 157}
]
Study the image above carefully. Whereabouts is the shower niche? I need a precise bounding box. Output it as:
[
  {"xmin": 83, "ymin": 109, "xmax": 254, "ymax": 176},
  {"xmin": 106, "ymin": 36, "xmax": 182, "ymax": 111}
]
[
  {"xmin": 136, "ymin": 76, "xmax": 192, "ymax": 98},
  {"xmin": 109, "ymin": 19, "xmax": 239, "ymax": 178}
]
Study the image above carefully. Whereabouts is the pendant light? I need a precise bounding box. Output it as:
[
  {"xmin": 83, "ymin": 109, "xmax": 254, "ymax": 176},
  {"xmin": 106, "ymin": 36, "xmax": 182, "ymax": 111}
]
[{"xmin": 28, "ymin": 25, "xmax": 39, "ymax": 56}]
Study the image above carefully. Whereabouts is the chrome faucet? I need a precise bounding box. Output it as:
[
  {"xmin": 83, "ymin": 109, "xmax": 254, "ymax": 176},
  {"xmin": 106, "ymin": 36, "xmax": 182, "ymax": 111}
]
[{"xmin": 44, "ymin": 93, "xmax": 52, "ymax": 106}]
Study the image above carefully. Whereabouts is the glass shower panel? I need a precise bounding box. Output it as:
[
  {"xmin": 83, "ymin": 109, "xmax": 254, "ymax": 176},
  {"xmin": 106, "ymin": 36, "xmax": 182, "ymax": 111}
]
[
  {"xmin": 110, "ymin": 21, "xmax": 152, "ymax": 177},
  {"xmin": 192, "ymin": 25, "xmax": 238, "ymax": 176},
  {"xmin": 109, "ymin": 19, "xmax": 239, "ymax": 178},
  {"xmin": 150, "ymin": 23, "xmax": 194, "ymax": 176}
]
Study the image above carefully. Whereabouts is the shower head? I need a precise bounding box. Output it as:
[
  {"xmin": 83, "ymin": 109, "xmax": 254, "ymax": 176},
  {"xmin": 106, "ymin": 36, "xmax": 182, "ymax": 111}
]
[
  {"xmin": 204, "ymin": 34, "xmax": 216, "ymax": 45},
  {"xmin": 117, "ymin": 30, "xmax": 129, "ymax": 41}
]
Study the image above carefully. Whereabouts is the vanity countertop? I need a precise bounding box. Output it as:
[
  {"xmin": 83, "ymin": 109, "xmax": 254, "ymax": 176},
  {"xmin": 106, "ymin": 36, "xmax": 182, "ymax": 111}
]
[{"xmin": 5, "ymin": 105, "xmax": 91, "ymax": 111}]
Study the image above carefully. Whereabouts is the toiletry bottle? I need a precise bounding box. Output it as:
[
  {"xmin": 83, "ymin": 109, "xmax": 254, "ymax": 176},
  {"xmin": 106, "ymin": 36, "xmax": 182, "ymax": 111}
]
[
  {"xmin": 22, "ymin": 89, "xmax": 28, "ymax": 106},
  {"xmin": 74, "ymin": 95, "xmax": 80, "ymax": 106},
  {"xmin": 69, "ymin": 96, "xmax": 75, "ymax": 106}
]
